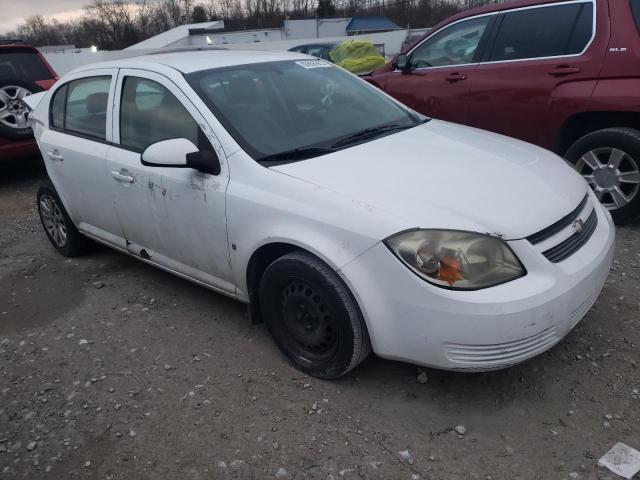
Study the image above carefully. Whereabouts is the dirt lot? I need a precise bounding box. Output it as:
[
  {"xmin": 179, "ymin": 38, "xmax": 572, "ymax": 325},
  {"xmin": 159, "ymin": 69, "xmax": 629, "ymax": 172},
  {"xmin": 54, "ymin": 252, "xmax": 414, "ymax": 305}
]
[{"xmin": 1, "ymin": 157, "xmax": 639, "ymax": 480}]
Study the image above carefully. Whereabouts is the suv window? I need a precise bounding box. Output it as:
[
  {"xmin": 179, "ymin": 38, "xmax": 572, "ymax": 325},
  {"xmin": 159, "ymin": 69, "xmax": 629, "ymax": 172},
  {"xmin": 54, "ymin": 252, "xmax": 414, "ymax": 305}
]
[
  {"xmin": 410, "ymin": 16, "xmax": 492, "ymax": 68},
  {"xmin": 50, "ymin": 76, "xmax": 111, "ymax": 140},
  {"xmin": 120, "ymin": 77, "xmax": 207, "ymax": 152},
  {"xmin": 488, "ymin": 2, "xmax": 593, "ymax": 62},
  {"xmin": 0, "ymin": 50, "xmax": 51, "ymax": 80},
  {"xmin": 632, "ymin": 0, "xmax": 640, "ymax": 32}
]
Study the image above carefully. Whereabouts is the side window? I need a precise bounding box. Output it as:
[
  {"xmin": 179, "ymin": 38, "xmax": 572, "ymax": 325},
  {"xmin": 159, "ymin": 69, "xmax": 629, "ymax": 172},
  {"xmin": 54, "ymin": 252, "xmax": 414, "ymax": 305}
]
[
  {"xmin": 631, "ymin": 0, "xmax": 640, "ymax": 33},
  {"xmin": 64, "ymin": 76, "xmax": 111, "ymax": 140},
  {"xmin": 410, "ymin": 16, "xmax": 491, "ymax": 68},
  {"xmin": 50, "ymin": 84, "xmax": 67, "ymax": 129},
  {"xmin": 306, "ymin": 46, "xmax": 325, "ymax": 58},
  {"xmin": 120, "ymin": 76, "xmax": 208, "ymax": 152},
  {"xmin": 488, "ymin": 2, "xmax": 593, "ymax": 62}
]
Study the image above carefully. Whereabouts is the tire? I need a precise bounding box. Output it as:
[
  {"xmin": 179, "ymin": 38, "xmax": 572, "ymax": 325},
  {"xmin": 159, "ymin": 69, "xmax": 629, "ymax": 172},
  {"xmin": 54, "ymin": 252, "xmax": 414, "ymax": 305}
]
[
  {"xmin": 37, "ymin": 182, "xmax": 91, "ymax": 257},
  {"xmin": 565, "ymin": 127, "xmax": 640, "ymax": 225},
  {"xmin": 0, "ymin": 77, "xmax": 41, "ymax": 140},
  {"xmin": 259, "ymin": 251, "xmax": 371, "ymax": 379}
]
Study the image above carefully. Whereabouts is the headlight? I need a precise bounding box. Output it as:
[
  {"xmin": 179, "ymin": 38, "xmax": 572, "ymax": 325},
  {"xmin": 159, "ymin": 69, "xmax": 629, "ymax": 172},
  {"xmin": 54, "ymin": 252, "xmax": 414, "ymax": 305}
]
[{"xmin": 385, "ymin": 230, "xmax": 525, "ymax": 290}]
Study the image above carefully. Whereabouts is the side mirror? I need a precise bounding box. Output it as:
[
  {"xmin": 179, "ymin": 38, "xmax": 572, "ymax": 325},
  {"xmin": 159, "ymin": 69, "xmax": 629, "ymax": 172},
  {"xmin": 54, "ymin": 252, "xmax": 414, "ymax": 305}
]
[
  {"xmin": 141, "ymin": 138, "xmax": 221, "ymax": 176},
  {"xmin": 395, "ymin": 54, "xmax": 410, "ymax": 72}
]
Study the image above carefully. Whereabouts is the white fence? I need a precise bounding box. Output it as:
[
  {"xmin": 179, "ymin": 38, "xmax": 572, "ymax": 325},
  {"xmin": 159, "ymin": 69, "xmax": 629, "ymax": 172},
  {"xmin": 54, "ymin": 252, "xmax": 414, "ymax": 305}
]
[{"xmin": 43, "ymin": 28, "xmax": 428, "ymax": 76}]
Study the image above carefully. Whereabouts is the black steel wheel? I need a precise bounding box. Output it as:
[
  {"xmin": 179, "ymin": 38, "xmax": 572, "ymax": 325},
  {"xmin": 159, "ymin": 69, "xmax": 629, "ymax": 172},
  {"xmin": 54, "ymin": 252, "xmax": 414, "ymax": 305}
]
[{"xmin": 259, "ymin": 251, "xmax": 371, "ymax": 378}]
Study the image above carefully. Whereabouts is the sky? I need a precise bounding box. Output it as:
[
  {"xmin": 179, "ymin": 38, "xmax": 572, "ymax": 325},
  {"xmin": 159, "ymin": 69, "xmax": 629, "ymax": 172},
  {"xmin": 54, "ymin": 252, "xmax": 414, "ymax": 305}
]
[{"xmin": 0, "ymin": 0, "xmax": 92, "ymax": 34}]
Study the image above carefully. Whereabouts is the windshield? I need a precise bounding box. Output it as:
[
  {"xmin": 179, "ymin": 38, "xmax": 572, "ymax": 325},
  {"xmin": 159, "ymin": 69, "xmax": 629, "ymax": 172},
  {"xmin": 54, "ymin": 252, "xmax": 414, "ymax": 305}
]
[{"xmin": 186, "ymin": 60, "xmax": 424, "ymax": 162}]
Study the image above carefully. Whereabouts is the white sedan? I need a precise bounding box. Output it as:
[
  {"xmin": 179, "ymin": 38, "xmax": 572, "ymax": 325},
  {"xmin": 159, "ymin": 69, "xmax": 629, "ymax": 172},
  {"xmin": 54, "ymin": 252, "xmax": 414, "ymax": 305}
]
[{"xmin": 24, "ymin": 50, "xmax": 614, "ymax": 378}]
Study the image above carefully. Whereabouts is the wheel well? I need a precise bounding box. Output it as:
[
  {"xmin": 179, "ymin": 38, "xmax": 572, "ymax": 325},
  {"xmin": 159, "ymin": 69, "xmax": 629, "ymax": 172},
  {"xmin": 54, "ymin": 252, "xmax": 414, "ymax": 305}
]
[
  {"xmin": 556, "ymin": 112, "xmax": 640, "ymax": 156},
  {"xmin": 245, "ymin": 242, "xmax": 302, "ymax": 324}
]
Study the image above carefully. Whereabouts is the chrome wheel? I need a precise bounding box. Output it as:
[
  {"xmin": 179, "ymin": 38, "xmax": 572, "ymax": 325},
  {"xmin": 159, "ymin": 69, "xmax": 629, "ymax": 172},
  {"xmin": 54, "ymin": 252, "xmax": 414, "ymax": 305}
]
[
  {"xmin": 0, "ymin": 85, "xmax": 31, "ymax": 130},
  {"xmin": 39, "ymin": 194, "xmax": 68, "ymax": 248},
  {"xmin": 576, "ymin": 147, "xmax": 640, "ymax": 210}
]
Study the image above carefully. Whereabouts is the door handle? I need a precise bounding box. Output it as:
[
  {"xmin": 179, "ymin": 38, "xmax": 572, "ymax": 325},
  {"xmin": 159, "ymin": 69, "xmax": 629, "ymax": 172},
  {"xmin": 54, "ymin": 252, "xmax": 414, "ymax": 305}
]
[
  {"xmin": 446, "ymin": 72, "xmax": 467, "ymax": 83},
  {"xmin": 111, "ymin": 170, "xmax": 135, "ymax": 183},
  {"xmin": 548, "ymin": 66, "xmax": 581, "ymax": 76},
  {"xmin": 47, "ymin": 150, "xmax": 63, "ymax": 162}
]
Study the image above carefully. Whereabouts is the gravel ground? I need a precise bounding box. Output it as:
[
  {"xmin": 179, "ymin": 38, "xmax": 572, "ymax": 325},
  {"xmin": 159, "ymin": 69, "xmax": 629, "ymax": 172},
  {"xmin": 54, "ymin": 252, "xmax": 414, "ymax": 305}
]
[{"xmin": 1, "ymin": 157, "xmax": 639, "ymax": 480}]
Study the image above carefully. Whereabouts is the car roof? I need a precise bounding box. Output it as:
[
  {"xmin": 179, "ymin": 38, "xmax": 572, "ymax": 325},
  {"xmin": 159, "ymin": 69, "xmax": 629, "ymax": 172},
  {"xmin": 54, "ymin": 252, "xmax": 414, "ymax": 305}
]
[
  {"xmin": 291, "ymin": 43, "xmax": 339, "ymax": 49},
  {"xmin": 74, "ymin": 49, "xmax": 311, "ymax": 75}
]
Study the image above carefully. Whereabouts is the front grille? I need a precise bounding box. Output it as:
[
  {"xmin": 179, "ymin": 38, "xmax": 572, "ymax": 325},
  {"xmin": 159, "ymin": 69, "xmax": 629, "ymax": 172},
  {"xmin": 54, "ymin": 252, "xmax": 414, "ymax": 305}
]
[
  {"xmin": 444, "ymin": 328, "xmax": 560, "ymax": 366},
  {"xmin": 526, "ymin": 194, "xmax": 588, "ymax": 245},
  {"xmin": 541, "ymin": 209, "xmax": 598, "ymax": 263}
]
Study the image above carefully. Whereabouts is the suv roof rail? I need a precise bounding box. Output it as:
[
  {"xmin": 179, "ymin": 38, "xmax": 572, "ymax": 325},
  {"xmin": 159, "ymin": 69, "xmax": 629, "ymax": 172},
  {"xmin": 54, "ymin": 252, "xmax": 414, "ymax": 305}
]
[
  {"xmin": 144, "ymin": 46, "xmax": 228, "ymax": 55},
  {"xmin": 0, "ymin": 39, "xmax": 25, "ymax": 45}
]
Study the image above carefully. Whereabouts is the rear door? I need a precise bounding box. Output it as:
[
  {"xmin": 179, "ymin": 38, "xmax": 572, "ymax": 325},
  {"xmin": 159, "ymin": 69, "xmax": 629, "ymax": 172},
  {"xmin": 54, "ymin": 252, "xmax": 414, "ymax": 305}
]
[
  {"xmin": 468, "ymin": 0, "xmax": 603, "ymax": 146},
  {"xmin": 373, "ymin": 14, "xmax": 494, "ymax": 124},
  {"xmin": 38, "ymin": 69, "xmax": 125, "ymax": 247}
]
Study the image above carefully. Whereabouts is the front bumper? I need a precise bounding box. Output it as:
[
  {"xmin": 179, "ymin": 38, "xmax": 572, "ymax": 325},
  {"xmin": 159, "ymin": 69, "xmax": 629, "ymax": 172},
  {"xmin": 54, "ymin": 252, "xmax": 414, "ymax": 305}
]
[{"xmin": 339, "ymin": 201, "xmax": 615, "ymax": 371}]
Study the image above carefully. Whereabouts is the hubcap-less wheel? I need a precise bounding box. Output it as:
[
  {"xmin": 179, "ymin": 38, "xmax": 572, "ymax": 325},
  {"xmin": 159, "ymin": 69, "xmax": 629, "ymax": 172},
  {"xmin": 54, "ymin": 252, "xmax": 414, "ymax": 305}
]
[
  {"xmin": 39, "ymin": 194, "xmax": 68, "ymax": 248},
  {"xmin": 281, "ymin": 279, "xmax": 338, "ymax": 363},
  {"xmin": 0, "ymin": 85, "xmax": 31, "ymax": 130},
  {"xmin": 576, "ymin": 147, "xmax": 640, "ymax": 210}
]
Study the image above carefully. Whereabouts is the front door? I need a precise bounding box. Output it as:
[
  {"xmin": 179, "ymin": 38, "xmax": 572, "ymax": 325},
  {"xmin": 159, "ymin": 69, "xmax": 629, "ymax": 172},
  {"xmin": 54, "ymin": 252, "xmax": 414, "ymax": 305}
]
[
  {"xmin": 468, "ymin": 0, "xmax": 603, "ymax": 145},
  {"xmin": 107, "ymin": 69, "xmax": 233, "ymax": 293},
  {"xmin": 38, "ymin": 69, "xmax": 125, "ymax": 247},
  {"xmin": 374, "ymin": 14, "xmax": 494, "ymax": 125}
]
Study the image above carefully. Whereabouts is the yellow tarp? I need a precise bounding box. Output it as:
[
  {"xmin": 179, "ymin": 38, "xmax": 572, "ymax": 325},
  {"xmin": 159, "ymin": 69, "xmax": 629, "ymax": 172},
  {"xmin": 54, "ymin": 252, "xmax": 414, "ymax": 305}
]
[{"xmin": 329, "ymin": 40, "xmax": 386, "ymax": 75}]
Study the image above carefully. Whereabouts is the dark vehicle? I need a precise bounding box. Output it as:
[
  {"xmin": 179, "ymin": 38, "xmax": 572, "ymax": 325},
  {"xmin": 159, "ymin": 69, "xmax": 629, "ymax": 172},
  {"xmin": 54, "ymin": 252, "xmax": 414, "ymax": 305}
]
[
  {"xmin": 367, "ymin": 0, "xmax": 640, "ymax": 224},
  {"xmin": 0, "ymin": 41, "xmax": 57, "ymax": 160},
  {"xmin": 288, "ymin": 43, "xmax": 339, "ymax": 61}
]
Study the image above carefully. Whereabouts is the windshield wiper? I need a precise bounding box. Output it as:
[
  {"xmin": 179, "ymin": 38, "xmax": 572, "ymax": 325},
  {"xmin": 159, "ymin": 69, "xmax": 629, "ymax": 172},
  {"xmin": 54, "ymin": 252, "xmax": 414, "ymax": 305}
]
[
  {"xmin": 257, "ymin": 146, "xmax": 337, "ymax": 164},
  {"xmin": 330, "ymin": 122, "xmax": 423, "ymax": 149}
]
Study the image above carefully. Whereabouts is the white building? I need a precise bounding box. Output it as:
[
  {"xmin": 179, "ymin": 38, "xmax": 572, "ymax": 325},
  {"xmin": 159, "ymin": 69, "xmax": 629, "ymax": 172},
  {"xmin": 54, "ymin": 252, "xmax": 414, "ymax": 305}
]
[{"xmin": 125, "ymin": 21, "xmax": 226, "ymax": 50}]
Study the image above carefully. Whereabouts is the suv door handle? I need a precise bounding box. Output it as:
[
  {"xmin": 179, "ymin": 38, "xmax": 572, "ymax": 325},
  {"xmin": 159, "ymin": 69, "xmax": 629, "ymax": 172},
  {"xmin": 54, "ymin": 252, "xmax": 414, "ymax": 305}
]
[
  {"xmin": 548, "ymin": 66, "xmax": 581, "ymax": 76},
  {"xmin": 446, "ymin": 72, "xmax": 467, "ymax": 83},
  {"xmin": 111, "ymin": 170, "xmax": 135, "ymax": 183},
  {"xmin": 47, "ymin": 150, "xmax": 63, "ymax": 162}
]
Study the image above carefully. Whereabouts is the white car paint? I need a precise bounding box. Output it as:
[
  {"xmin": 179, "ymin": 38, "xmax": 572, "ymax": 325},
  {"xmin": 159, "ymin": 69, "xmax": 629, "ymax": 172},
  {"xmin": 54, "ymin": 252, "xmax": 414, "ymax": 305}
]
[{"xmin": 26, "ymin": 50, "xmax": 615, "ymax": 371}]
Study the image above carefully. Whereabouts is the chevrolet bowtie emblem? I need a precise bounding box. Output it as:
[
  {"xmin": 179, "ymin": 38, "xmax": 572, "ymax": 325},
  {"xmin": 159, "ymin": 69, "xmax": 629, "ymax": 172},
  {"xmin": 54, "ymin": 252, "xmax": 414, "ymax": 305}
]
[{"xmin": 572, "ymin": 218, "xmax": 585, "ymax": 234}]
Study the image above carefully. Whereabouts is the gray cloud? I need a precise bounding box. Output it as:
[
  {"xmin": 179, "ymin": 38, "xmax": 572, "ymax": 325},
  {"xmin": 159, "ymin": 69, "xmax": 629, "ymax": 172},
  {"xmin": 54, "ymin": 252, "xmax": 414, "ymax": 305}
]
[{"xmin": 0, "ymin": 0, "xmax": 93, "ymax": 33}]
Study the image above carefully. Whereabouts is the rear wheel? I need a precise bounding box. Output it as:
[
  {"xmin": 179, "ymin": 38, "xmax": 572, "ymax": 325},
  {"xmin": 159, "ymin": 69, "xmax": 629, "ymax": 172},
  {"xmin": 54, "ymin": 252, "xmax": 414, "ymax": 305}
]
[
  {"xmin": 0, "ymin": 77, "xmax": 40, "ymax": 140},
  {"xmin": 259, "ymin": 251, "xmax": 371, "ymax": 379},
  {"xmin": 566, "ymin": 128, "xmax": 640, "ymax": 225},
  {"xmin": 37, "ymin": 182, "xmax": 91, "ymax": 257}
]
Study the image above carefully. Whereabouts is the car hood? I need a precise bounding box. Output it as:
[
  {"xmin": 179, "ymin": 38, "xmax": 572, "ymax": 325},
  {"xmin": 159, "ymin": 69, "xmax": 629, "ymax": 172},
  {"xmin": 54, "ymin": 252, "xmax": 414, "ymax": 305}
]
[{"xmin": 271, "ymin": 120, "xmax": 588, "ymax": 240}]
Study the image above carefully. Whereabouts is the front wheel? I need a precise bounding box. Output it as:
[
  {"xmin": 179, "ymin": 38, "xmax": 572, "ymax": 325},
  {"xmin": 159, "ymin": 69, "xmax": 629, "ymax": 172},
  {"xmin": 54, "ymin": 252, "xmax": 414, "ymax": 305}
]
[
  {"xmin": 259, "ymin": 251, "xmax": 371, "ymax": 379},
  {"xmin": 566, "ymin": 127, "xmax": 640, "ymax": 225},
  {"xmin": 37, "ymin": 182, "xmax": 91, "ymax": 257}
]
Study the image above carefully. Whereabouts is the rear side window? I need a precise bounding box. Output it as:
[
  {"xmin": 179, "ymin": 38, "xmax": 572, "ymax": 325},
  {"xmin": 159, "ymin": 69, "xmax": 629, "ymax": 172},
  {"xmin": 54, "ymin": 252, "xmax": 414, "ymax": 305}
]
[
  {"xmin": 632, "ymin": 0, "xmax": 640, "ymax": 32},
  {"xmin": 0, "ymin": 50, "xmax": 51, "ymax": 80},
  {"xmin": 50, "ymin": 76, "xmax": 111, "ymax": 140},
  {"xmin": 50, "ymin": 84, "xmax": 67, "ymax": 129},
  {"xmin": 488, "ymin": 2, "xmax": 594, "ymax": 62}
]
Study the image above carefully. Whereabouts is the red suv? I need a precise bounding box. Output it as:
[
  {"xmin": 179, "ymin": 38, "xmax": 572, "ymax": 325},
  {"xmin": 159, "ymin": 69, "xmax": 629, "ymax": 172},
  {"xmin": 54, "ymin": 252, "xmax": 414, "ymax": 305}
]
[
  {"xmin": 0, "ymin": 41, "xmax": 57, "ymax": 160},
  {"xmin": 367, "ymin": 0, "xmax": 640, "ymax": 224}
]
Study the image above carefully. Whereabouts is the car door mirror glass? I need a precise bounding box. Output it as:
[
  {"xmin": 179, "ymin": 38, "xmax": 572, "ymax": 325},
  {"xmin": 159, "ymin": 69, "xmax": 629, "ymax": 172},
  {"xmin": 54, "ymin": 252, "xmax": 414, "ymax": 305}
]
[{"xmin": 395, "ymin": 54, "xmax": 410, "ymax": 71}]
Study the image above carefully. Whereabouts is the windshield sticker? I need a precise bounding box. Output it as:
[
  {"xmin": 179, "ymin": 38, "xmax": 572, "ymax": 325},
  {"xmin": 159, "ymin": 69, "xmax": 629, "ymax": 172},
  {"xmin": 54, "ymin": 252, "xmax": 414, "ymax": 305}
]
[{"xmin": 295, "ymin": 59, "xmax": 331, "ymax": 69}]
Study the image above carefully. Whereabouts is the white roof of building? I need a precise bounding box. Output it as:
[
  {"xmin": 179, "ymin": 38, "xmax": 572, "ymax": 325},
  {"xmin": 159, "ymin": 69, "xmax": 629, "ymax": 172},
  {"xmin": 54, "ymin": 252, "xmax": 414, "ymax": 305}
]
[
  {"xmin": 125, "ymin": 21, "xmax": 225, "ymax": 50},
  {"xmin": 73, "ymin": 49, "xmax": 310, "ymax": 74}
]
